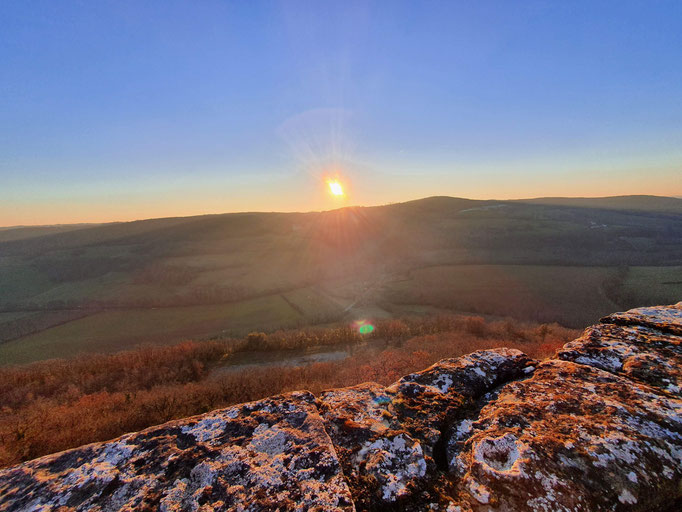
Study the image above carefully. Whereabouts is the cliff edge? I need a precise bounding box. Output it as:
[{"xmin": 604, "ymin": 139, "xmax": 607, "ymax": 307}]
[{"xmin": 1, "ymin": 304, "xmax": 681, "ymax": 511}]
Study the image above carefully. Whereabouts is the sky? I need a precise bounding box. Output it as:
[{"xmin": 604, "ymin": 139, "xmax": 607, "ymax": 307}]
[{"xmin": 1, "ymin": 0, "xmax": 681, "ymax": 226}]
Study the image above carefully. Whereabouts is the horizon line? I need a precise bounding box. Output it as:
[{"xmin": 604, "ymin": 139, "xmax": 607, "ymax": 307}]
[{"xmin": 1, "ymin": 193, "xmax": 680, "ymax": 230}]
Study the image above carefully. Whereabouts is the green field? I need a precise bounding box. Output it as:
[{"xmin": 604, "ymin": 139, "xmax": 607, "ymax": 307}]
[
  {"xmin": 380, "ymin": 264, "xmax": 623, "ymax": 327},
  {"xmin": 0, "ymin": 295, "xmax": 304, "ymax": 365},
  {"xmin": 0, "ymin": 312, "xmax": 33, "ymax": 323},
  {"xmin": 4, "ymin": 263, "xmax": 673, "ymax": 366},
  {"xmin": 619, "ymin": 266, "xmax": 682, "ymax": 306},
  {"xmin": 281, "ymin": 287, "xmax": 346, "ymax": 322}
]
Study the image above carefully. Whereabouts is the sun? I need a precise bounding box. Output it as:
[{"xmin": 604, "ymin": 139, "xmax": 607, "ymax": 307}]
[{"xmin": 327, "ymin": 179, "xmax": 344, "ymax": 197}]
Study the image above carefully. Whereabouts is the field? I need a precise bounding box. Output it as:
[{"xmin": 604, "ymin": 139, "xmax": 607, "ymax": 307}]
[
  {"xmin": 281, "ymin": 287, "xmax": 346, "ymax": 322},
  {"xmin": 0, "ymin": 263, "xmax": 675, "ymax": 365},
  {"xmin": 0, "ymin": 195, "xmax": 680, "ymax": 365},
  {"xmin": 380, "ymin": 265, "xmax": 622, "ymax": 327},
  {"xmin": 619, "ymin": 266, "xmax": 682, "ymax": 306},
  {"xmin": 0, "ymin": 294, "xmax": 310, "ymax": 365},
  {"xmin": 0, "ymin": 312, "xmax": 31, "ymax": 323}
]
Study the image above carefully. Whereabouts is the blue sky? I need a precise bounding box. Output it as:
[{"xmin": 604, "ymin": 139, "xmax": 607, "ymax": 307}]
[{"xmin": 1, "ymin": 0, "xmax": 681, "ymax": 225}]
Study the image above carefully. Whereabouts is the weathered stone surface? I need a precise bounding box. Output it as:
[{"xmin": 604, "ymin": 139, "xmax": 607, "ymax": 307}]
[
  {"xmin": 602, "ymin": 302, "xmax": 682, "ymax": 335},
  {"xmin": 452, "ymin": 359, "xmax": 682, "ymax": 511},
  {"xmin": 557, "ymin": 322, "xmax": 682, "ymax": 394},
  {"xmin": 0, "ymin": 392, "xmax": 354, "ymax": 512},
  {"xmin": 386, "ymin": 349, "xmax": 536, "ymax": 454},
  {"xmin": 2, "ymin": 304, "xmax": 682, "ymax": 512},
  {"xmin": 318, "ymin": 349, "xmax": 535, "ymax": 509},
  {"xmin": 318, "ymin": 382, "xmax": 414, "ymax": 508}
]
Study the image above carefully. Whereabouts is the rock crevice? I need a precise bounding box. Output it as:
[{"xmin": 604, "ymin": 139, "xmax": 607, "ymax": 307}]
[{"xmin": 1, "ymin": 303, "xmax": 681, "ymax": 511}]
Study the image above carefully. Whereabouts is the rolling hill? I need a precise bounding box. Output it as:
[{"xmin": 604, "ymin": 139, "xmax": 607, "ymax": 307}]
[{"xmin": 1, "ymin": 195, "xmax": 681, "ymax": 364}]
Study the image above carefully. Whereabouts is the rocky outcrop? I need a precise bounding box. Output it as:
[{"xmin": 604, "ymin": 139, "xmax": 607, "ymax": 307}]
[
  {"xmin": 318, "ymin": 349, "xmax": 535, "ymax": 510},
  {"xmin": 0, "ymin": 392, "xmax": 354, "ymax": 512},
  {"xmin": 1, "ymin": 303, "xmax": 681, "ymax": 511},
  {"xmin": 452, "ymin": 360, "xmax": 681, "ymax": 511}
]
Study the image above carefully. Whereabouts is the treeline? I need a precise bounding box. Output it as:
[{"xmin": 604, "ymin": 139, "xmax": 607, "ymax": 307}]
[
  {"xmin": 0, "ymin": 315, "xmax": 578, "ymax": 468},
  {"xmin": 225, "ymin": 314, "xmax": 561, "ymax": 352}
]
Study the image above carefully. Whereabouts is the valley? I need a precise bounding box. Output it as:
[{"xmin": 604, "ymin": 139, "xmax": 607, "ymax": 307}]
[{"xmin": 1, "ymin": 195, "xmax": 680, "ymax": 365}]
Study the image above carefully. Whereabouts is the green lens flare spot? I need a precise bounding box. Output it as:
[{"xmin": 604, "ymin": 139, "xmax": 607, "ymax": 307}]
[{"xmin": 358, "ymin": 324, "xmax": 374, "ymax": 334}]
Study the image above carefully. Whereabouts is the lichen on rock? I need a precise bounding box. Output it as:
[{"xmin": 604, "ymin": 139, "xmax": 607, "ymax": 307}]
[
  {"xmin": 557, "ymin": 322, "xmax": 682, "ymax": 395},
  {"xmin": 453, "ymin": 359, "xmax": 682, "ymax": 511},
  {"xmin": 0, "ymin": 391, "xmax": 354, "ymax": 512},
  {"xmin": 602, "ymin": 302, "xmax": 682, "ymax": 335},
  {"xmin": 318, "ymin": 349, "xmax": 536, "ymax": 509}
]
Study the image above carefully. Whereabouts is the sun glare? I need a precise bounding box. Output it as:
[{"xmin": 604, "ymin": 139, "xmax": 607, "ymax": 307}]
[{"xmin": 327, "ymin": 179, "xmax": 344, "ymax": 197}]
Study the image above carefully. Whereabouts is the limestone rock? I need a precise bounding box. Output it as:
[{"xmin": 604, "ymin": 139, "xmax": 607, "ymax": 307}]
[
  {"xmin": 318, "ymin": 382, "xmax": 409, "ymax": 508},
  {"xmin": 386, "ymin": 349, "xmax": 536, "ymax": 453},
  {"xmin": 318, "ymin": 349, "xmax": 535, "ymax": 509},
  {"xmin": 453, "ymin": 360, "xmax": 682, "ymax": 511},
  {"xmin": 0, "ymin": 392, "xmax": 354, "ymax": 512},
  {"xmin": 557, "ymin": 322, "xmax": 682, "ymax": 395},
  {"xmin": 602, "ymin": 302, "xmax": 682, "ymax": 335}
]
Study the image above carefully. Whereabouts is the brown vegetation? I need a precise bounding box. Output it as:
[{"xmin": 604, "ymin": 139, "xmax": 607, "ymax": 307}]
[{"xmin": 0, "ymin": 315, "xmax": 578, "ymax": 468}]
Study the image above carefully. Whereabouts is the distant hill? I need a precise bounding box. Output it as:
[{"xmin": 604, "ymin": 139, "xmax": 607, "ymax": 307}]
[
  {"xmin": 0, "ymin": 195, "xmax": 680, "ymax": 364},
  {"xmin": 0, "ymin": 224, "xmax": 100, "ymax": 243},
  {"xmin": 516, "ymin": 195, "xmax": 682, "ymax": 214}
]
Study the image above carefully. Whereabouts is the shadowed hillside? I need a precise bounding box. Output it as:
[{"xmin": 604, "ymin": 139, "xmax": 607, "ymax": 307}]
[
  {"xmin": 0, "ymin": 195, "xmax": 680, "ymax": 364},
  {"xmin": 516, "ymin": 194, "xmax": 682, "ymax": 213}
]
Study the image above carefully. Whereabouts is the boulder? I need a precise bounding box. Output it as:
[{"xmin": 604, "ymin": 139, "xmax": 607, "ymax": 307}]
[
  {"xmin": 557, "ymin": 322, "xmax": 682, "ymax": 394},
  {"xmin": 386, "ymin": 349, "xmax": 536, "ymax": 454},
  {"xmin": 602, "ymin": 302, "xmax": 682, "ymax": 335},
  {"xmin": 318, "ymin": 349, "xmax": 535, "ymax": 509},
  {"xmin": 452, "ymin": 360, "xmax": 682, "ymax": 511},
  {"xmin": 0, "ymin": 391, "xmax": 354, "ymax": 512}
]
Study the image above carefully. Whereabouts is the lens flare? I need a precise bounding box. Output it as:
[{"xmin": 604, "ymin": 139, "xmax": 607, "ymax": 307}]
[
  {"xmin": 359, "ymin": 324, "xmax": 374, "ymax": 334},
  {"xmin": 327, "ymin": 179, "xmax": 344, "ymax": 197},
  {"xmin": 354, "ymin": 319, "xmax": 375, "ymax": 335}
]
